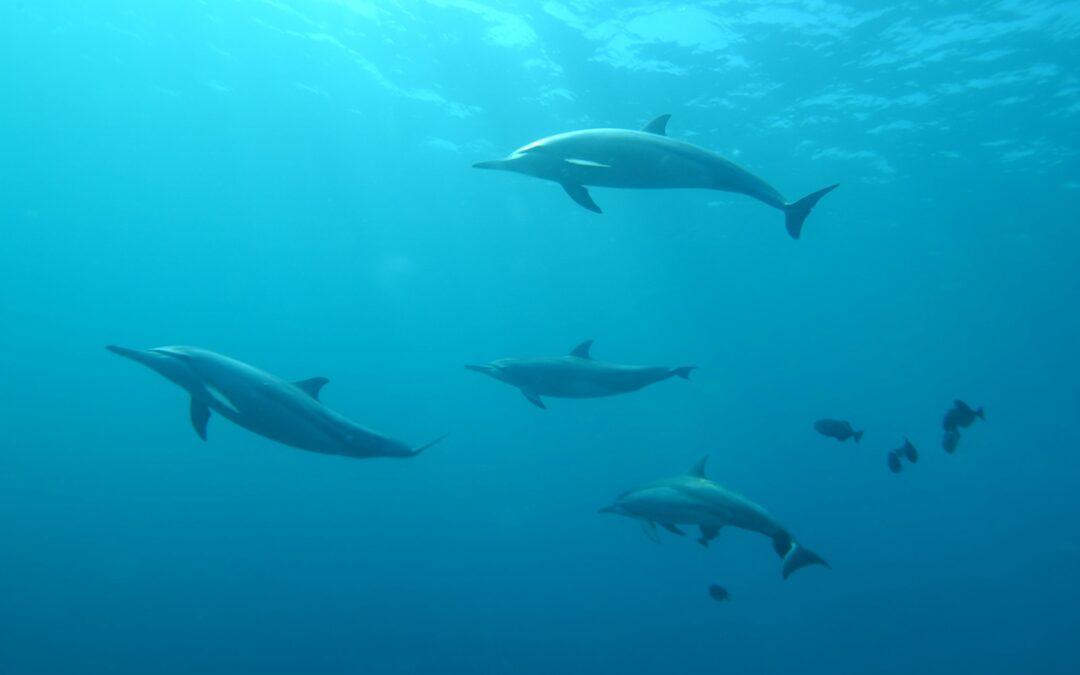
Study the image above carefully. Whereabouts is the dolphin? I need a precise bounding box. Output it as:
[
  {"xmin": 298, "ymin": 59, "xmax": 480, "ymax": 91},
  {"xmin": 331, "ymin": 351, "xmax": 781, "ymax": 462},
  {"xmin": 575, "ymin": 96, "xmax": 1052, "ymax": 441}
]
[
  {"xmin": 107, "ymin": 345, "xmax": 446, "ymax": 459},
  {"xmin": 599, "ymin": 457, "xmax": 830, "ymax": 580},
  {"xmin": 473, "ymin": 114, "xmax": 838, "ymax": 239},
  {"xmin": 465, "ymin": 339, "xmax": 695, "ymax": 409}
]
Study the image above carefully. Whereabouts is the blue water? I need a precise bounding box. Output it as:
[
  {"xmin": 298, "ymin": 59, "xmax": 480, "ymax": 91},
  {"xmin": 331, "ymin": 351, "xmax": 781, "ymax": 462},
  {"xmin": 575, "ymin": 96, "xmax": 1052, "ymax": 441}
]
[{"xmin": 2, "ymin": 1, "xmax": 1079, "ymax": 673}]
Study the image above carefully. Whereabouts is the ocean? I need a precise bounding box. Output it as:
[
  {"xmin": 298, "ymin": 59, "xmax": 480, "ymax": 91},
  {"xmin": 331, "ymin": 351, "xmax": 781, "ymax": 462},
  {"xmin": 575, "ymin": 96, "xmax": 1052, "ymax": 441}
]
[{"xmin": 2, "ymin": 1, "xmax": 1078, "ymax": 674}]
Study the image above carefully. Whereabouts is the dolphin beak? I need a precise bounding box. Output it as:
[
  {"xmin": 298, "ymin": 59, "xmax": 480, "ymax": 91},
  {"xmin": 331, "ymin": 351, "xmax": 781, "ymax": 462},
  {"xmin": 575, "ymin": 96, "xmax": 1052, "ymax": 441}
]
[
  {"xmin": 472, "ymin": 159, "xmax": 508, "ymax": 170},
  {"xmin": 597, "ymin": 505, "xmax": 617, "ymax": 515},
  {"xmin": 106, "ymin": 344, "xmax": 161, "ymax": 367},
  {"xmin": 465, "ymin": 363, "xmax": 493, "ymax": 374}
]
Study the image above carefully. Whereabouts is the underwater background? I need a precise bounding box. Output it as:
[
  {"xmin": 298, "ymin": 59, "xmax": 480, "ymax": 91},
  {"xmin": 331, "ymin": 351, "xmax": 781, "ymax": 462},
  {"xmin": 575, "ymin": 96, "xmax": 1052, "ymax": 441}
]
[{"xmin": 2, "ymin": 1, "xmax": 1079, "ymax": 673}]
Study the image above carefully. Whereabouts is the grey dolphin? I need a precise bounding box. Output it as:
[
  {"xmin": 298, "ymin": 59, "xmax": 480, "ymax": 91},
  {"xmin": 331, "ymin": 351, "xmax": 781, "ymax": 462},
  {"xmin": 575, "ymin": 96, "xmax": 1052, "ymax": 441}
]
[
  {"xmin": 473, "ymin": 114, "xmax": 838, "ymax": 239},
  {"xmin": 465, "ymin": 340, "xmax": 695, "ymax": 409},
  {"xmin": 600, "ymin": 457, "xmax": 830, "ymax": 580},
  {"xmin": 107, "ymin": 345, "xmax": 446, "ymax": 459}
]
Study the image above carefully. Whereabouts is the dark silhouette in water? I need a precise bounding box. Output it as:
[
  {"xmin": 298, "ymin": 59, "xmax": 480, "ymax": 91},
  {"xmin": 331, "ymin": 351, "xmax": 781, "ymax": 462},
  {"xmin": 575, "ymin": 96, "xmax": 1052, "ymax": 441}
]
[
  {"xmin": 708, "ymin": 584, "xmax": 730, "ymax": 602},
  {"xmin": 899, "ymin": 437, "xmax": 918, "ymax": 463},
  {"xmin": 942, "ymin": 400, "xmax": 984, "ymax": 454},
  {"xmin": 814, "ymin": 418, "xmax": 864, "ymax": 443},
  {"xmin": 942, "ymin": 429, "xmax": 961, "ymax": 454},
  {"xmin": 943, "ymin": 400, "xmax": 985, "ymax": 432},
  {"xmin": 466, "ymin": 340, "xmax": 695, "ymax": 409},
  {"xmin": 887, "ymin": 438, "xmax": 918, "ymax": 474}
]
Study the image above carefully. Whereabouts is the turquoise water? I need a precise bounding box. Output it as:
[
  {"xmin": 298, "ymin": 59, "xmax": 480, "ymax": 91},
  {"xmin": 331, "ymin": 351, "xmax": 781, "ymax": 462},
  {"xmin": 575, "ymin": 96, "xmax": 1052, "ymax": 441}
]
[{"xmin": 2, "ymin": 1, "xmax": 1078, "ymax": 673}]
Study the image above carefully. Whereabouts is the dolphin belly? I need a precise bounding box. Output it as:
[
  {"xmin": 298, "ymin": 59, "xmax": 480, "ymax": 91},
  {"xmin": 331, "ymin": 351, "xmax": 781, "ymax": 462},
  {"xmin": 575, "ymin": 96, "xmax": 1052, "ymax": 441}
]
[
  {"xmin": 619, "ymin": 487, "xmax": 735, "ymax": 527},
  {"xmin": 538, "ymin": 130, "xmax": 786, "ymax": 205},
  {"xmin": 542, "ymin": 130, "xmax": 724, "ymax": 190},
  {"xmin": 199, "ymin": 385, "xmax": 346, "ymax": 453},
  {"xmin": 523, "ymin": 362, "xmax": 672, "ymax": 399}
]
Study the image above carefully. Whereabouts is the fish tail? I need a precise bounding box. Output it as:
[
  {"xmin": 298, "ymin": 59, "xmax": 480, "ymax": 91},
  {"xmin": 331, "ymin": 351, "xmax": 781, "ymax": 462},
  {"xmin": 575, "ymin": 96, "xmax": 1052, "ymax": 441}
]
[
  {"xmin": 783, "ymin": 184, "xmax": 839, "ymax": 239},
  {"xmin": 853, "ymin": 429, "xmax": 864, "ymax": 444},
  {"xmin": 976, "ymin": 406, "xmax": 985, "ymax": 420}
]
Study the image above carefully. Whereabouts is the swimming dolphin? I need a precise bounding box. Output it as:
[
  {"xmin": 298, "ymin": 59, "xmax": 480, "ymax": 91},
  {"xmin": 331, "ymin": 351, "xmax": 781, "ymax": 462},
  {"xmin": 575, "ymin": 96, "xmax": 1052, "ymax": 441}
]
[
  {"xmin": 599, "ymin": 457, "xmax": 830, "ymax": 580},
  {"xmin": 465, "ymin": 340, "xmax": 695, "ymax": 409},
  {"xmin": 107, "ymin": 345, "xmax": 446, "ymax": 459},
  {"xmin": 473, "ymin": 114, "xmax": 838, "ymax": 239}
]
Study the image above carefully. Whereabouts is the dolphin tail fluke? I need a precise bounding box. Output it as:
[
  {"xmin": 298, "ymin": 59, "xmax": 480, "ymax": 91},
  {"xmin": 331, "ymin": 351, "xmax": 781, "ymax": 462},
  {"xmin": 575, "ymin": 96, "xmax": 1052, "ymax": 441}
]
[
  {"xmin": 672, "ymin": 366, "xmax": 697, "ymax": 380},
  {"xmin": 410, "ymin": 433, "xmax": 449, "ymax": 457},
  {"xmin": 781, "ymin": 542, "xmax": 831, "ymax": 580},
  {"xmin": 783, "ymin": 184, "xmax": 839, "ymax": 239},
  {"xmin": 853, "ymin": 429, "xmax": 864, "ymax": 444}
]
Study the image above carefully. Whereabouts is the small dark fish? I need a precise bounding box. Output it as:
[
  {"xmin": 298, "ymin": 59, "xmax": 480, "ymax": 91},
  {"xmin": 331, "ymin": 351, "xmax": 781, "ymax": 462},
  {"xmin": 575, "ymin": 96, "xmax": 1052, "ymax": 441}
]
[
  {"xmin": 900, "ymin": 437, "xmax": 918, "ymax": 463},
  {"xmin": 942, "ymin": 429, "xmax": 961, "ymax": 454},
  {"xmin": 943, "ymin": 400, "xmax": 985, "ymax": 432},
  {"xmin": 814, "ymin": 418, "xmax": 864, "ymax": 443},
  {"xmin": 887, "ymin": 451, "xmax": 903, "ymax": 474},
  {"xmin": 708, "ymin": 584, "xmax": 730, "ymax": 602}
]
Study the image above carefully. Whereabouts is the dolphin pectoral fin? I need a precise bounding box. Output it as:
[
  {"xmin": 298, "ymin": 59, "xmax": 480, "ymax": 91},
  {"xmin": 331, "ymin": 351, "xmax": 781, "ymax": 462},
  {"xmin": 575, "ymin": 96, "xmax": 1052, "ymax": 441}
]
[
  {"xmin": 562, "ymin": 183, "xmax": 602, "ymax": 214},
  {"xmin": 640, "ymin": 519, "xmax": 661, "ymax": 543},
  {"xmin": 189, "ymin": 398, "xmax": 210, "ymax": 441},
  {"xmin": 782, "ymin": 184, "xmax": 839, "ymax": 239},
  {"xmin": 641, "ymin": 114, "xmax": 671, "ymax": 135},
  {"xmin": 521, "ymin": 389, "xmax": 547, "ymax": 409},
  {"xmin": 697, "ymin": 525, "xmax": 720, "ymax": 548},
  {"xmin": 292, "ymin": 377, "xmax": 330, "ymax": 401},
  {"xmin": 781, "ymin": 542, "xmax": 831, "ymax": 580},
  {"xmin": 660, "ymin": 523, "xmax": 686, "ymax": 536}
]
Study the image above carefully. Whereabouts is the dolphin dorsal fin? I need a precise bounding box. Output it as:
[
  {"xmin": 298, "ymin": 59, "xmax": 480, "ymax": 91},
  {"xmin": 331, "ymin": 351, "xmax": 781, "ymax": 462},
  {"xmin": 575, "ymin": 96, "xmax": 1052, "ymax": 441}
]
[
  {"xmin": 569, "ymin": 340, "xmax": 595, "ymax": 359},
  {"xmin": 293, "ymin": 377, "xmax": 330, "ymax": 400},
  {"xmin": 688, "ymin": 456, "xmax": 709, "ymax": 479},
  {"xmin": 641, "ymin": 114, "xmax": 671, "ymax": 136}
]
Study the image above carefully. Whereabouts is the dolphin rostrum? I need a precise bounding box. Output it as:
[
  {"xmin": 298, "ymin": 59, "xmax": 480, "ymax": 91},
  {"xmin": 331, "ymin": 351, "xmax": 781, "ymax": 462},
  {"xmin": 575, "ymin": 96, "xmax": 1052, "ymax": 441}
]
[
  {"xmin": 465, "ymin": 340, "xmax": 695, "ymax": 409},
  {"xmin": 473, "ymin": 114, "xmax": 838, "ymax": 239},
  {"xmin": 107, "ymin": 345, "xmax": 446, "ymax": 459},
  {"xmin": 600, "ymin": 457, "xmax": 830, "ymax": 580}
]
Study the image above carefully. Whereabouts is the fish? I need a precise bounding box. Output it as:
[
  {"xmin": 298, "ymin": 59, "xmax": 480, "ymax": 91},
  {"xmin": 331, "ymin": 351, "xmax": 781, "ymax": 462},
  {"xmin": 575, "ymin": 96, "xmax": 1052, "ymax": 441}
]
[
  {"xmin": 898, "ymin": 437, "xmax": 919, "ymax": 463},
  {"xmin": 942, "ymin": 429, "xmax": 961, "ymax": 454},
  {"xmin": 887, "ymin": 451, "xmax": 903, "ymax": 474},
  {"xmin": 813, "ymin": 418, "xmax": 864, "ymax": 443},
  {"xmin": 943, "ymin": 400, "xmax": 985, "ymax": 432},
  {"xmin": 707, "ymin": 584, "xmax": 730, "ymax": 602}
]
